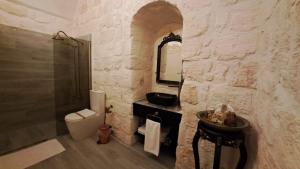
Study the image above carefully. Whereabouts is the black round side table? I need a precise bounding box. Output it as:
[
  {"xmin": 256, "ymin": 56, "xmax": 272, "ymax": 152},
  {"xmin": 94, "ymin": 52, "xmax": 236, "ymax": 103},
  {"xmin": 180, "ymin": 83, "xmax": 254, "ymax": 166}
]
[{"xmin": 192, "ymin": 121, "xmax": 248, "ymax": 169}]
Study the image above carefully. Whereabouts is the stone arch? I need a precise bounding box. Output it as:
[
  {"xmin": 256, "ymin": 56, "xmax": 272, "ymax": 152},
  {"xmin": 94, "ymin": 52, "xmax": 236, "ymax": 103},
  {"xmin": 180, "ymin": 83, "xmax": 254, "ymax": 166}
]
[
  {"xmin": 122, "ymin": 0, "xmax": 184, "ymax": 164},
  {"xmin": 106, "ymin": 0, "xmax": 184, "ymax": 146},
  {"xmin": 129, "ymin": 1, "xmax": 183, "ymax": 101}
]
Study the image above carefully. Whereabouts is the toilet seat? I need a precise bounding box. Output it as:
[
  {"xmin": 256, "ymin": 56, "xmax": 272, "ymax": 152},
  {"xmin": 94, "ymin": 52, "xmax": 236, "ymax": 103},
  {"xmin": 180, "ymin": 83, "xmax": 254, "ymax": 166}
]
[
  {"xmin": 65, "ymin": 109, "xmax": 96, "ymax": 123},
  {"xmin": 65, "ymin": 113, "xmax": 82, "ymax": 122},
  {"xmin": 77, "ymin": 109, "xmax": 96, "ymax": 119}
]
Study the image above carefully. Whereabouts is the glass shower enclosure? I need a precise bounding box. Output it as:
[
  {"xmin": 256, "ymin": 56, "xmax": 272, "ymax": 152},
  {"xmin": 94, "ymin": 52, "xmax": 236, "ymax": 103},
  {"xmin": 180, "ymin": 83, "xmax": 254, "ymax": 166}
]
[{"xmin": 0, "ymin": 24, "xmax": 90, "ymax": 155}]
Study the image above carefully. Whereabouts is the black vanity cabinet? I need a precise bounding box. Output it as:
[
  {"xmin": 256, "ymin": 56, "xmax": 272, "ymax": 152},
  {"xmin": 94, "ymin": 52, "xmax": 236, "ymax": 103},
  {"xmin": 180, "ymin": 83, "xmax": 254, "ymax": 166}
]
[
  {"xmin": 133, "ymin": 99, "xmax": 182, "ymax": 155},
  {"xmin": 133, "ymin": 99, "xmax": 182, "ymax": 126}
]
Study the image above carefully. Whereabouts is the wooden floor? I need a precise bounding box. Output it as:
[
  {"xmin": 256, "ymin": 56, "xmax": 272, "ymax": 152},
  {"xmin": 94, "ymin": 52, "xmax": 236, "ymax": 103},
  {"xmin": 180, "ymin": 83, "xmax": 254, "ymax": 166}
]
[
  {"xmin": 0, "ymin": 121, "xmax": 57, "ymax": 155},
  {"xmin": 28, "ymin": 135, "xmax": 172, "ymax": 169}
]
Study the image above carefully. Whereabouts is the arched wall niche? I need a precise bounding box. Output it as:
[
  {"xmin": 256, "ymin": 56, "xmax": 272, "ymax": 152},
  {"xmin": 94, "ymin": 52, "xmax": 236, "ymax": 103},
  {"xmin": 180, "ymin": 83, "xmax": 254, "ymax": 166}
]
[
  {"xmin": 116, "ymin": 0, "xmax": 183, "ymax": 156},
  {"xmin": 130, "ymin": 1, "xmax": 183, "ymax": 102}
]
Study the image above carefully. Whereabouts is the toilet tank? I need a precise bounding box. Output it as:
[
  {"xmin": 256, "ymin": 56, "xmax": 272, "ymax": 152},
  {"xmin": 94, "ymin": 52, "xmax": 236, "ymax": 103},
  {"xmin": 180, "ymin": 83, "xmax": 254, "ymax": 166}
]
[{"xmin": 89, "ymin": 90, "xmax": 105, "ymax": 114}]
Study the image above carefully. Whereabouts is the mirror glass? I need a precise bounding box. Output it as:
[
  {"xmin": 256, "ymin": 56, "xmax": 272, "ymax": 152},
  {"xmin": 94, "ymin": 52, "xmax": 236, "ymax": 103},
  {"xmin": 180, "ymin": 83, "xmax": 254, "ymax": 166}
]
[
  {"xmin": 160, "ymin": 41, "xmax": 182, "ymax": 81},
  {"xmin": 157, "ymin": 33, "xmax": 182, "ymax": 85}
]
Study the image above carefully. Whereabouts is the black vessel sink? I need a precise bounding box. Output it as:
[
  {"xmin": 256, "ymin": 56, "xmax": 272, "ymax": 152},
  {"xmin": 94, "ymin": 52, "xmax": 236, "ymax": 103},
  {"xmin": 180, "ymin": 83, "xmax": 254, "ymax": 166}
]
[{"xmin": 146, "ymin": 92, "xmax": 177, "ymax": 106}]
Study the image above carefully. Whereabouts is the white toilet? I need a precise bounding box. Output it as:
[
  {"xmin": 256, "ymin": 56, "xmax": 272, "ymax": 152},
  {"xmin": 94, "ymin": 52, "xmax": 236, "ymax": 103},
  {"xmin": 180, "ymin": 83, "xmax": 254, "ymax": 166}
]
[{"xmin": 65, "ymin": 90, "xmax": 105, "ymax": 140}]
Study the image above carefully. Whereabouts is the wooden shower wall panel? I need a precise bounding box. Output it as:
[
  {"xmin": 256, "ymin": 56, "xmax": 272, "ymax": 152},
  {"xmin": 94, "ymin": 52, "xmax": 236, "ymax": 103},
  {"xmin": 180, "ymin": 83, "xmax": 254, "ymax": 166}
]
[{"xmin": 0, "ymin": 24, "xmax": 55, "ymax": 132}]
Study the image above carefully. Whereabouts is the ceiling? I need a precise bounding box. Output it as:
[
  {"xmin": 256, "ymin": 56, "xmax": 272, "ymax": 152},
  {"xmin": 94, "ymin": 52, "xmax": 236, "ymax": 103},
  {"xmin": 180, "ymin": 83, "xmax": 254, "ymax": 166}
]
[
  {"xmin": 8, "ymin": 0, "xmax": 78, "ymax": 20},
  {"xmin": 133, "ymin": 1, "xmax": 183, "ymax": 33}
]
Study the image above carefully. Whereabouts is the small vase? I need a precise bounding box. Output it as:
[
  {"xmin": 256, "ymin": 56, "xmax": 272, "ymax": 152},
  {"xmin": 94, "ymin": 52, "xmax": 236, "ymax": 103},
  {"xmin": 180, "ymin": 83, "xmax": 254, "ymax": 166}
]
[{"xmin": 97, "ymin": 124, "xmax": 112, "ymax": 144}]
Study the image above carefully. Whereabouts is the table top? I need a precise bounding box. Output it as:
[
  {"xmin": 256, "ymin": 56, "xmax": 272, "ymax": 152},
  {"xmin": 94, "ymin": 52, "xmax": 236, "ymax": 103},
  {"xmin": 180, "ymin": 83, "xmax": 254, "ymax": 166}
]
[{"xmin": 197, "ymin": 110, "xmax": 250, "ymax": 132}]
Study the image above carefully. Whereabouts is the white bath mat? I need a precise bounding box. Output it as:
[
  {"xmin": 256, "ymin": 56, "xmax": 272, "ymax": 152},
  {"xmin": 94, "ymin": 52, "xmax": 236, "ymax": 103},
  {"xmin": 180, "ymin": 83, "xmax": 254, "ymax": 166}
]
[{"xmin": 0, "ymin": 139, "xmax": 65, "ymax": 169}]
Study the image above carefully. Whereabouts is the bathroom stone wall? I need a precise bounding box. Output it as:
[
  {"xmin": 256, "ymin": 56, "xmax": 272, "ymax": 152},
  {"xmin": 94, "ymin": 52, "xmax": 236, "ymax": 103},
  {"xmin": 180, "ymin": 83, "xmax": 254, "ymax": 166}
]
[
  {"xmin": 177, "ymin": 0, "xmax": 300, "ymax": 169},
  {"xmin": 72, "ymin": 1, "xmax": 300, "ymax": 169},
  {"xmin": 71, "ymin": 0, "xmax": 183, "ymax": 145},
  {"xmin": 0, "ymin": 0, "xmax": 71, "ymax": 34},
  {"xmin": 1, "ymin": 0, "xmax": 298, "ymax": 168}
]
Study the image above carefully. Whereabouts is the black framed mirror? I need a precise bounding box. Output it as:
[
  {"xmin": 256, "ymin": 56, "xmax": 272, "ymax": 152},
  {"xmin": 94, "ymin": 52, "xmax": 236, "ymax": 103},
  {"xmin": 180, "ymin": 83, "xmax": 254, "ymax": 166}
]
[{"xmin": 156, "ymin": 33, "xmax": 182, "ymax": 85}]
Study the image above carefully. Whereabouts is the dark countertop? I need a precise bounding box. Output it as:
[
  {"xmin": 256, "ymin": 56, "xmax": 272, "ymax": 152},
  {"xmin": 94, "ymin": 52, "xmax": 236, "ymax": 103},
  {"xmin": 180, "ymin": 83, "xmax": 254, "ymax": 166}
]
[{"xmin": 134, "ymin": 99, "xmax": 182, "ymax": 114}]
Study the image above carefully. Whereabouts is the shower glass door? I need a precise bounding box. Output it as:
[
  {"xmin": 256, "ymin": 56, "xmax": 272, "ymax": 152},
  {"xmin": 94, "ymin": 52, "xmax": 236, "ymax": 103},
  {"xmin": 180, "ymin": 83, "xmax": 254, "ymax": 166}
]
[{"xmin": 0, "ymin": 24, "xmax": 90, "ymax": 155}]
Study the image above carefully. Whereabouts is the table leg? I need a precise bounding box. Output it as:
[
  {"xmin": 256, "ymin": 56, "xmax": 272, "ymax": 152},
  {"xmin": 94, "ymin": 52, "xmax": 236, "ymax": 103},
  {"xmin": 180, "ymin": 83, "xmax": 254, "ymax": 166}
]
[
  {"xmin": 236, "ymin": 142, "xmax": 247, "ymax": 169},
  {"xmin": 192, "ymin": 129, "xmax": 201, "ymax": 169},
  {"xmin": 213, "ymin": 137, "xmax": 222, "ymax": 169}
]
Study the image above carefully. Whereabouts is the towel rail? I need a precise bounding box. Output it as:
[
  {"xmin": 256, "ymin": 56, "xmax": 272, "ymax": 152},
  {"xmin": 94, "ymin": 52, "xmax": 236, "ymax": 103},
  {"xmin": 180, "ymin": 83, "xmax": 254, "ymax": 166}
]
[{"xmin": 146, "ymin": 112, "xmax": 162, "ymax": 123}]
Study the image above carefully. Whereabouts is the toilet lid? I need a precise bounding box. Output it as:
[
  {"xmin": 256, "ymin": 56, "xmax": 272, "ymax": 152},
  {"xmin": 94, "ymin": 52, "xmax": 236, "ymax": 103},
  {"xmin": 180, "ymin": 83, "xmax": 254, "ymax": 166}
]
[
  {"xmin": 77, "ymin": 109, "xmax": 96, "ymax": 118},
  {"xmin": 65, "ymin": 113, "xmax": 83, "ymax": 122}
]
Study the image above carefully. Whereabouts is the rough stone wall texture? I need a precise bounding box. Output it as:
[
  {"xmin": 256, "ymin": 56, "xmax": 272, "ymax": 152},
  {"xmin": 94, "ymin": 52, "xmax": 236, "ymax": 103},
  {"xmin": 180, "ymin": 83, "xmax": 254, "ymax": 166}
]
[
  {"xmin": 71, "ymin": 0, "xmax": 184, "ymax": 145},
  {"xmin": 1, "ymin": 0, "xmax": 299, "ymax": 169},
  {"xmin": 177, "ymin": 0, "xmax": 300, "ymax": 169},
  {"xmin": 0, "ymin": 0, "xmax": 71, "ymax": 34},
  {"xmin": 71, "ymin": 0, "xmax": 300, "ymax": 169}
]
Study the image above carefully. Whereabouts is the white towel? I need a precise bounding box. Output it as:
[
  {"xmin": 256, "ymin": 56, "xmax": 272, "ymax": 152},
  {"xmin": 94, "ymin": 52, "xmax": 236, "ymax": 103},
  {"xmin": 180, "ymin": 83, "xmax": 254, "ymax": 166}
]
[
  {"xmin": 144, "ymin": 119, "xmax": 161, "ymax": 156},
  {"xmin": 138, "ymin": 125, "xmax": 170, "ymax": 142}
]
